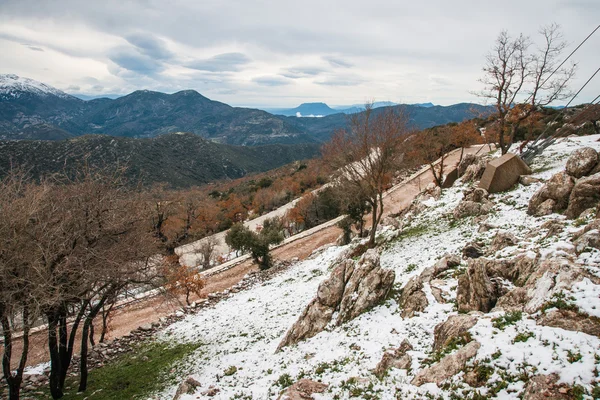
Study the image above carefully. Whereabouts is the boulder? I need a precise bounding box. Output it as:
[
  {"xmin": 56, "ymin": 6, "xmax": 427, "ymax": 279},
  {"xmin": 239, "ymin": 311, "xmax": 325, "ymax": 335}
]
[
  {"xmin": 519, "ymin": 175, "xmax": 543, "ymax": 186},
  {"xmin": 478, "ymin": 153, "xmax": 531, "ymax": 193},
  {"xmin": 537, "ymin": 309, "xmax": 600, "ymax": 338},
  {"xmin": 374, "ymin": 339, "xmax": 413, "ymax": 378},
  {"xmin": 462, "ymin": 161, "xmax": 487, "ymax": 182},
  {"xmin": 462, "ymin": 242, "xmax": 484, "ymax": 259},
  {"xmin": 488, "ymin": 231, "xmax": 518, "ymax": 254},
  {"xmin": 277, "ymin": 379, "xmax": 328, "ymax": 400},
  {"xmin": 528, "ymin": 172, "xmax": 575, "ymax": 216},
  {"xmin": 457, "ymin": 259, "xmax": 509, "ymax": 312},
  {"xmin": 573, "ymin": 229, "xmax": 600, "ymax": 253},
  {"xmin": 522, "ymin": 374, "xmax": 572, "ymax": 400},
  {"xmin": 565, "ymin": 147, "xmax": 599, "ymax": 178},
  {"xmin": 398, "ymin": 276, "xmax": 428, "ymax": 318},
  {"xmin": 173, "ymin": 376, "xmax": 202, "ymax": 400},
  {"xmin": 411, "ymin": 341, "xmax": 480, "ymax": 386},
  {"xmin": 337, "ymin": 251, "xmax": 396, "ymax": 324},
  {"xmin": 565, "ymin": 172, "xmax": 600, "ymax": 219},
  {"xmin": 277, "ymin": 250, "xmax": 394, "ymax": 350},
  {"xmin": 458, "ymin": 153, "xmax": 478, "ymax": 177},
  {"xmin": 453, "ymin": 188, "xmax": 494, "ymax": 219},
  {"xmin": 433, "ymin": 314, "xmax": 478, "ymax": 351}
]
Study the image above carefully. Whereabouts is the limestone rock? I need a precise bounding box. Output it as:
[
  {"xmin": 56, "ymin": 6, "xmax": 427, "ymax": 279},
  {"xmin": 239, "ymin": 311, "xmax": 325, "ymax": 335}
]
[
  {"xmin": 522, "ymin": 374, "xmax": 572, "ymax": 400},
  {"xmin": 457, "ymin": 259, "xmax": 508, "ymax": 312},
  {"xmin": 462, "ymin": 161, "xmax": 487, "ymax": 182},
  {"xmin": 398, "ymin": 276, "xmax": 428, "ymax": 318},
  {"xmin": 565, "ymin": 172, "xmax": 600, "ymax": 219},
  {"xmin": 458, "ymin": 153, "xmax": 478, "ymax": 177},
  {"xmin": 278, "ymin": 250, "xmax": 394, "ymax": 350},
  {"xmin": 433, "ymin": 314, "xmax": 478, "ymax": 351},
  {"xmin": 411, "ymin": 341, "xmax": 480, "ymax": 386},
  {"xmin": 488, "ymin": 231, "xmax": 518, "ymax": 254},
  {"xmin": 537, "ymin": 309, "xmax": 600, "ymax": 338},
  {"xmin": 573, "ymin": 229, "xmax": 600, "ymax": 253},
  {"xmin": 374, "ymin": 339, "xmax": 413, "ymax": 378},
  {"xmin": 173, "ymin": 376, "xmax": 202, "ymax": 400},
  {"xmin": 462, "ymin": 242, "xmax": 484, "ymax": 259},
  {"xmin": 278, "ymin": 379, "xmax": 327, "ymax": 400},
  {"xmin": 565, "ymin": 147, "xmax": 599, "ymax": 178},
  {"xmin": 528, "ymin": 172, "xmax": 575, "ymax": 216},
  {"xmin": 519, "ymin": 175, "xmax": 543, "ymax": 186},
  {"xmin": 337, "ymin": 251, "xmax": 395, "ymax": 324},
  {"xmin": 453, "ymin": 188, "xmax": 493, "ymax": 219}
]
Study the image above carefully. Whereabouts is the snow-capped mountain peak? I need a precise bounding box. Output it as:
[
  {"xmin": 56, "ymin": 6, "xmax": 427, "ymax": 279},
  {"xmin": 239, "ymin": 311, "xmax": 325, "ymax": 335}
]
[{"xmin": 0, "ymin": 74, "xmax": 77, "ymax": 100}]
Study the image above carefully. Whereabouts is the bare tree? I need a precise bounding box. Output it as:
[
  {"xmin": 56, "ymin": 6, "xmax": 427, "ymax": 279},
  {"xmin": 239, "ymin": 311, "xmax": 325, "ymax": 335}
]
[
  {"xmin": 196, "ymin": 236, "xmax": 219, "ymax": 270},
  {"xmin": 322, "ymin": 105, "xmax": 410, "ymax": 247},
  {"xmin": 476, "ymin": 23, "xmax": 576, "ymax": 154}
]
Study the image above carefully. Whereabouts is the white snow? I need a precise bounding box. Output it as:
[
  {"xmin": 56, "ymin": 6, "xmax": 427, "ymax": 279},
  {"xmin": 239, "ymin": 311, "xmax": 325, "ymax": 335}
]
[
  {"xmin": 0, "ymin": 74, "xmax": 76, "ymax": 100},
  {"xmin": 152, "ymin": 135, "xmax": 600, "ymax": 399}
]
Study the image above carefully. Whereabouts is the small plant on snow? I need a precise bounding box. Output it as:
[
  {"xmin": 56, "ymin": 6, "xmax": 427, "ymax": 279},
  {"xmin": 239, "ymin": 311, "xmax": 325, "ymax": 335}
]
[
  {"xmin": 492, "ymin": 311, "xmax": 523, "ymax": 330},
  {"xmin": 513, "ymin": 331, "xmax": 535, "ymax": 343}
]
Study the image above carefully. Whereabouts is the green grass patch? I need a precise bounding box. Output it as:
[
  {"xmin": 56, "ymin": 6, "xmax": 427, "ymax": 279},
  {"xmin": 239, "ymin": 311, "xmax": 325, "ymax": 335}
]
[
  {"xmin": 492, "ymin": 311, "xmax": 522, "ymax": 330},
  {"xmin": 541, "ymin": 292, "xmax": 578, "ymax": 313},
  {"xmin": 33, "ymin": 341, "xmax": 202, "ymax": 400},
  {"xmin": 513, "ymin": 331, "xmax": 534, "ymax": 343}
]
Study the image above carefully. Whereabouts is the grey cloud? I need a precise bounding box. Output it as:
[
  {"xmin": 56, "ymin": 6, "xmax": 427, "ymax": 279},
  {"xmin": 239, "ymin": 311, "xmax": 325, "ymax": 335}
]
[
  {"xmin": 315, "ymin": 76, "xmax": 364, "ymax": 86},
  {"xmin": 281, "ymin": 66, "xmax": 326, "ymax": 79},
  {"xmin": 253, "ymin": 75, "xmax": 291, "ymax": 86},
  {"xmin": 187, "ymin": 52, "xmax": 250, "ymax": 72},
  {"xmin": 23, "ymin": 44, "xmax": 44, "ymax": 52},
  {"xmin": 108, "ymin": 48, "xmax": 164, "ymax": 75},
  {"xmin": 66, "ymin": 85, "xmax": 80, "ymax": 91},
  {"xmin": 125, "ymin": 33, "xmax": 174, "ymax": 60},
  {"xmin": 323, "ymin": 56, "xmax": 352, "ymax": 68}
]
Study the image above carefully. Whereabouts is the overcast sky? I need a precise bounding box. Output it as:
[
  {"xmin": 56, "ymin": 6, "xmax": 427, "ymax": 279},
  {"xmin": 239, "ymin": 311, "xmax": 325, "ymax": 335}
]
[{"xmin": 0, "ymin": 0, "xmax": 598, "ymax": 107}]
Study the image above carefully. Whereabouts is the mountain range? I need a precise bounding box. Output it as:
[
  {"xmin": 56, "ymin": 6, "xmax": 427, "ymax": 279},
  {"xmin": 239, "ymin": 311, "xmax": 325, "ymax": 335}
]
[
  {"xmin": 0, "ymin": 74, "xmax": 492, "ymax": 145},
  {"xmin": 263, "ymin": 101, "xmax": 436, "ymax": 117}
]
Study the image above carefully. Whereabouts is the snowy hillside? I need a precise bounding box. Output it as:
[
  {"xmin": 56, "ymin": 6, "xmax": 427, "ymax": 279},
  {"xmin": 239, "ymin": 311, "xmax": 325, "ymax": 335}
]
[
  {"xmin": 0, "ymin": 74, "xmax": 77, "ymax": 100},
  {"xmin": 156, "ymin": 135, "xmax": 600, "ymax": 399}
]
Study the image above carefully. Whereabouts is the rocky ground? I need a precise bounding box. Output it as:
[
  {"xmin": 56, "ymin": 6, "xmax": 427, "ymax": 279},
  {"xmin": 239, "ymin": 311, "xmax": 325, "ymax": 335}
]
[{"xmin": 18, "ymin": 135, "xmax": 600, "ymax": 399}]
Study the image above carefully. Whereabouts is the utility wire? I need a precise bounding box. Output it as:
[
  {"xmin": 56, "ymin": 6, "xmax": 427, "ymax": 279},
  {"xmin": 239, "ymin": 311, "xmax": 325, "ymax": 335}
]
[
  {"xmin": 526, "ymin": 24, "xmax": 600, "ymax": 104},
  {"xmin": 522, "ymin": 66, "xmax": 600, "ymax": 162}
]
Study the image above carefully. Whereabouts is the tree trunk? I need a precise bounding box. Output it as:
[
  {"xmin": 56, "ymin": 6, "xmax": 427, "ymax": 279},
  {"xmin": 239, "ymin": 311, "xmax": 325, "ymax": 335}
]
[
  {"xmin": 89, "ymin": 323, "xmax": 95, "ymax": 347},
  {"xmin": 78, "ymin": 318, "xmax": 92, "ymax": 392},
  {"xmin": 46, "ymin": 313, "xmax": 63, "ymax": 399}
]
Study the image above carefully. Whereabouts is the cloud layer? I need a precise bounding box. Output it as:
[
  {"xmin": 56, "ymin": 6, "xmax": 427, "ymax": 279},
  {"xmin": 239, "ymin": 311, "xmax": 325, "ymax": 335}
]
[{"xmin": 0, "ymin": 0, "xmax": 598, "ymax": 107}]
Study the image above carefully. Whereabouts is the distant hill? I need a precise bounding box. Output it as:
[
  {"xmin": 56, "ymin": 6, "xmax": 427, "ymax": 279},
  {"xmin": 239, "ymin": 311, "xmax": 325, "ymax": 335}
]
[
  {"xmin": 0, "ymin": 133, "xmax": 321, "ymax": 188},
  {"xmin": 0, "ymin": 74, "xmax": 311, "ymax": 145},
  {"xmin": 266, "ymin": 102, "xmax": 340, "ymax": 117},
  {"xmin": 285, "ymin": 103, "xmax": 494, "ymax": 141}
]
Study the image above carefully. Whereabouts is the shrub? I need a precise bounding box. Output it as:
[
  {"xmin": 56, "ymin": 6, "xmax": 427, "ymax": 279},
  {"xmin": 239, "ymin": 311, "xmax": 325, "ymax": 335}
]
[{"xmin": 492, "ymin": 311, "xmax": 522, "ymax": 330}]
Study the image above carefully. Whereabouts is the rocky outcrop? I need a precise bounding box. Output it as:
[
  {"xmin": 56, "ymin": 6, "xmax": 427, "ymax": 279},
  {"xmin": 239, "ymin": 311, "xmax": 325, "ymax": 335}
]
[
  {"xmin": 458, "ymin": 154, "xmax": 478, "ymax": 177},
  {"xmin": 496, "ymin": 258, "xmax": 599, "ymax": 313},
  {"xmin": 565, "ymin": 172, "xmax": 600, "ymax": 219},
  {"xmin": 488, "ymin": 231, "xmax": 518, "ymax": 254},
  {"xmin": 277, "ymin": 250, "xmax": 394, "ymax": 350},
  {"xmin": 462, "ymin": 242, "xmax": 485, "ymax": 259},
  {"xmin": 522, "ymin": 374, "xmax": 572, "ymax": 400},
  {"xmin": 397, "ymin": 255, "xmax": 460, "ymax": 318},
  {"xmin": 277, "ymin": 379, "xmax": 328, "ymax": 400},
  {"xmin": 398, "ymin": 276, "xmax": 429, "ymax": 318},
  {"xmin": 573, "ymin": 229, "xmax": 600, "ymax": 253},
  {"xmin": 537, "ymin": 309, "xmax": 600, "ymax": 338},
  {"xmin": 374, "ymin": 339, "xmax": 413, "ymax": 378},
  {"xmin": 457, "ymin": 259, "xmax": 512, "ymax": 313},
  {"xmin": 453, "ymin": 188, "xmax": 493, "ymax": 219},
  {"xmin": 411, "ymin": 341, "xmax": 480, "ymax": 386},
  {"xmin": 528, "ymin": 172, "xmax": 575, "ymax": 216},
  {"xmin": 433, "ymin": 314, "xmax": 478, "ymax": 351},
  {"xmin": 565, "ymin": 147, "xmax": 599, "ymax": 178}
]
